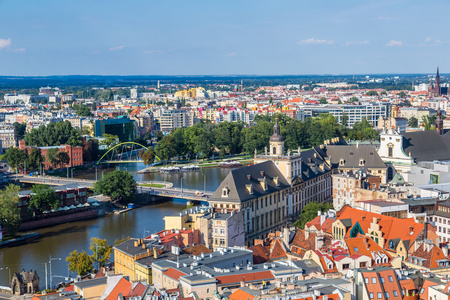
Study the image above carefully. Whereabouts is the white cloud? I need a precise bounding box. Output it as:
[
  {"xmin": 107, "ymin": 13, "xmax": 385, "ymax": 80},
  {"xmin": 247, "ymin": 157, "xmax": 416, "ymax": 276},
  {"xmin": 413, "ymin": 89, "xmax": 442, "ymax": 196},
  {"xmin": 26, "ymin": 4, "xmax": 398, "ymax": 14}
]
[
  {"xmin": 0, "ymin": 38, "xmax": 12, "ymax": 49},
  {"xmin": 298, "ymin": 38, "xmax": 333, "ymax": 45},
  {"xmin": 386, "ymin": 40, "xmax": 403, "ymax": 47},
  {"xmin": 425, "ymin": 37, "xmax": 432, "ymax": 42},
  {"xmin": 144, "ymin": 50, "xmax": 164, "ymax": 55},
  {"xmin": 12, "ymin": 48, "xmax": 26, "ymax": 53},
  {"xmin": 108, "ymin": 45, "xmax": 125, "ymax": 51},
  {"xmin": 345, "ymin": 40, "xmax": 369, "ymax": 46},
  {"xmin": 225, "ymin": 52, "xmax": 237, "ymax": 57}
]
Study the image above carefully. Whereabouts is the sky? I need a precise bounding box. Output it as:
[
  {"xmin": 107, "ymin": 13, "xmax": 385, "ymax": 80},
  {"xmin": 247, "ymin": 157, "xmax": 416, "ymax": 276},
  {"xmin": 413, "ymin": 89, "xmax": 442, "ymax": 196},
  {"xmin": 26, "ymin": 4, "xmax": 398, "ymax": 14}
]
[{"xmin": 0, "ymin": 0, "xmax": 449, "ymax": 76}]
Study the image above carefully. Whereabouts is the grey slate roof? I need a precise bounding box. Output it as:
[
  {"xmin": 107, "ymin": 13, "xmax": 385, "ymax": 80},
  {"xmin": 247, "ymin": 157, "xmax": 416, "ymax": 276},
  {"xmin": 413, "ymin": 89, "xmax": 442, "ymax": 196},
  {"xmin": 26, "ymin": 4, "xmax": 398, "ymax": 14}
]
[
  {"xmin": 315, "ymin": 145, "xmax": 387, "ymax": 169},
  {"xmin": 210, "ymin": 161, "xmax": 290, "ymax": 203},
  {"xmin": 403, "ymin": 131, "xmax": 450, "ymax": 162}
]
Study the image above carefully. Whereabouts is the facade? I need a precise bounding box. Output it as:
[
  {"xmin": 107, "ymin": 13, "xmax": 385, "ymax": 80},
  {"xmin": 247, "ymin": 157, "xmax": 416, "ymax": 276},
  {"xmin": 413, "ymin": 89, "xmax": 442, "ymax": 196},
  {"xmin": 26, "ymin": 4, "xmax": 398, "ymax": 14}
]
[
  {"xmin": 129, "ymin": 111, "xmax": 154, "ymax": 137},
  {"xmin": 209, "ymin": 123, "xmax": 333, "ymax": 244},
  {"xmin": 94, "ymin": 117, "xmax": 136, "ymax": 142},
  {"xmin": 409, "ymin": 161, "xmax": 450, "ymax": 185},
  {"xmin": 428, "ymin": 67, "xmax": 442, "ymax": 97},
  {"xmin": 0, "ymin": 125, "xmax": 17, "ymax": 150},
  {"xmin": 377, "ymin": 116, "xmax": 407, "ymax": 133},
  {"xmin": 377, "ymin": 128, "xmax": 414, "ymax": 174},
  {"xmin": 159, "ymin": 109, "xmax": 195, "ymax": 133},
  {"xmin": 298, "ymin": 103, "xmax": 389, "ymax": 127},
  {"xmin": 19, "ymin": 141, "xmax": 83, "ymax": 170},
  {"xmin": 11, "ymin": 270, "xmax": 39, "ymax": 295}
]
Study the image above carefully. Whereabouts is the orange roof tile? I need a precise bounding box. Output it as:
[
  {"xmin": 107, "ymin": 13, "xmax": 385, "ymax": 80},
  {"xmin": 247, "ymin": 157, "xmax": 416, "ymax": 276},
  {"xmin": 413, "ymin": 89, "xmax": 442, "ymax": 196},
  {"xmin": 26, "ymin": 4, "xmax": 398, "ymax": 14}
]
[
  {"xmin": 105, "ymin": 278, "xmax": 132, "ymax": 300},
  {"xmin": 249, "ymin": 244, "xmax": 270, "ymax": 264},
  {"xmin": 163, "ymin": 268, "xmax": 187, "ymax": 281},
  {"xmin": 216, "ymin": 271, "xmax": 274, "ymax": 285},
  {"xmin": 229, "ymin": 289, "xmax": 256, "ymax": 300}
]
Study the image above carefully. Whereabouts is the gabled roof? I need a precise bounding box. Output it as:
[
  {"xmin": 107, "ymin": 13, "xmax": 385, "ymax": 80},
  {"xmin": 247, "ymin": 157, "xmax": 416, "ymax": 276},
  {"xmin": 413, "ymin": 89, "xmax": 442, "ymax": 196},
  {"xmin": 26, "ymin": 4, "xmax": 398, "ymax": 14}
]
[
  {"xmin": 210, "ymin": 161, "xmax": 290, "ymax": 203},
  {"xmin": 248, "ymin": 244, "xmax": 270, "ymax": 264},
  {"xmin": 403, "ymin": 131, "xmax": 450, "ymax": 162},
  {"xmin": 408, "ymin": 243, "xmax": 449, "ymax": 269},
  {"xmin": 216, "ymin": 271, "xmax": 274, "ymax": 285},
  {"xmin": 105, "ymin": 278, "xmax": 132, "ymax": 300},
  {"xmin": 345, "ymin": 237, "xmax": 392, "ymax": 265},
  {"xmin": 163, "ymin": 268, "xmax": 187, "ymax": 281},
  {"xmin": 315, "ymin": 145, "xmax": 386, "ymax": 169},
  {"xmin": 229, "ymin": 289, "xmax": 256, "ymax": 300},
  {"xmin": 269, "ymin": 239, "xmax": 288, "ymax": 260}
]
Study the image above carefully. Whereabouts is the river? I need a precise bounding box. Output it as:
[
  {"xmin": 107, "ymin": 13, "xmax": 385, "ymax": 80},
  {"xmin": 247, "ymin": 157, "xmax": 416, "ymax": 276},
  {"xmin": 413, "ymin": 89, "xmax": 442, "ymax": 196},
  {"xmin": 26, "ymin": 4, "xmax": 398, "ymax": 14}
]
[{"xmin": 0, "ymin": 163, "xmax": 235, "ymax": 289}]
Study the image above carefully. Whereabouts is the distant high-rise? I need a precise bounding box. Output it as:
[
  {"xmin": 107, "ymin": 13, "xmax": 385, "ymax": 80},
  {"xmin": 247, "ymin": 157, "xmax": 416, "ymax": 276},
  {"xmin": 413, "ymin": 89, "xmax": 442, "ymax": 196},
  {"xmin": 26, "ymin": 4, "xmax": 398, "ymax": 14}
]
[{"xmin": 157, "ymin": 80, "xmax": 160, "ymax": 89}]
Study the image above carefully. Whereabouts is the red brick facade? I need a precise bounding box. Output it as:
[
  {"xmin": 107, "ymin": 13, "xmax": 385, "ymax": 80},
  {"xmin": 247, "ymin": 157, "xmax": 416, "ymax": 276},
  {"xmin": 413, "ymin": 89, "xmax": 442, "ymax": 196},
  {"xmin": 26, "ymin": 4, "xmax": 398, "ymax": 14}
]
[{"xmin": 19, "ymin": 140, "xmax": 83, "ymax": 169}]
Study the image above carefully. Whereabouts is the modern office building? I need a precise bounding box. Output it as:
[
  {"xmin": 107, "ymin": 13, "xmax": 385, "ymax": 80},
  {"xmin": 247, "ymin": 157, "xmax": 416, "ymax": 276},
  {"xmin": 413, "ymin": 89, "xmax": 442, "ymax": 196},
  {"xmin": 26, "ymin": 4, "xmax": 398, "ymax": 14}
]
[
  {"xmin": 298, "ymin": 103, "xmax": 389, "ymax": 127},
  {"xmin": 94, "ymin": 117, "xmax": 136, "ymax": 142},
  {"xmin": 159, "ymin": 109, "xmax": 195, "ymax": 133}
]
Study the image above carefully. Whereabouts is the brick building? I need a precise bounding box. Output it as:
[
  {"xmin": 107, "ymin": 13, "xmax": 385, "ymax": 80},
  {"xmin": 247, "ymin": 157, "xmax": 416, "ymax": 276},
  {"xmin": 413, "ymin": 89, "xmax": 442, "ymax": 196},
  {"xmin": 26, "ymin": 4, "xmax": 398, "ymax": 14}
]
[{"xmin": 19, "ymin": 140, "xmax": 83, "ymax": 169}]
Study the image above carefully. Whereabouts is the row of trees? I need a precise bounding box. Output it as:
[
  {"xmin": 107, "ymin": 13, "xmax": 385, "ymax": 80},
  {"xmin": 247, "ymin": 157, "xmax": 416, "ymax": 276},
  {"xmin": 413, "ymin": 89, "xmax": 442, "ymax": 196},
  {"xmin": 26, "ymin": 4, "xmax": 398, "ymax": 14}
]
[
  {"xmin": 3, "ymin": 146, "xmax": 70, "ymax": 171},
  {"xmin": 145, "ymin": 113, "xmax": 378, "ymax": 163},
  {"xmin": 24, "ymin": 121, "xmax": 82, "ymax": 147},
  {"xmin": 93, "ymin": 170, "xmax": 137, "ymax": 203}
]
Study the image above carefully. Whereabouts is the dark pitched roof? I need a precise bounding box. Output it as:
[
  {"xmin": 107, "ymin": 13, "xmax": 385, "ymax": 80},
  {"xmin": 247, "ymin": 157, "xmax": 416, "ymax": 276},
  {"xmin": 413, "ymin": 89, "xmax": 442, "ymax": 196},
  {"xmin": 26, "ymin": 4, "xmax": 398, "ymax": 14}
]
[
  {"xmin": 403, "ymin": 131, "xmax": 450, "ymax": 162},
  {"xmin": 316, "ymin": 145, "xmax": 386, "ymax": 169},
  {"xmin": 210, "ymin": 161, "xmax": 290, "ymax": 203}
]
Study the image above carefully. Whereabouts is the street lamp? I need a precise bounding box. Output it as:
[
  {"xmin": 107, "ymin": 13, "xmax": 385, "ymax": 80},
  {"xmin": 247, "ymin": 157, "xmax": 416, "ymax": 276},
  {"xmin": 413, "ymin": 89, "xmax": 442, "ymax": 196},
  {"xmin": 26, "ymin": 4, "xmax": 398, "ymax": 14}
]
[
  {"xmin": 49, "ymin": 255, "xmax": 61, "ymax": 290},
  {"xmin": 95, "ymin": 165, "xmax": 98, "ymax": 181},
  {"xmin": 181, "ymin": 177, "xmax": 184, "ymax": 196}
]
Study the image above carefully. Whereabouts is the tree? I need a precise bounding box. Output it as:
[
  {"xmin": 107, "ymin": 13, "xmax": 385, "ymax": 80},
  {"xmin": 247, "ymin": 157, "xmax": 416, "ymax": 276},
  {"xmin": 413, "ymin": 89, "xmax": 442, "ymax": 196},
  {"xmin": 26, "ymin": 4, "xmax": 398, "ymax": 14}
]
[
  {"xmin": 155, "ymin": 136, "xmax": 176, "ymax": 162},
  {"xmin": 114, "ymin": 236, "xmax": 131, "ymax": 245},
  {"xmin": 156, "ymin": 131, "xmax": 164, "ymax": 142},
  {"xmin": 408, "ymin": 116, "xmax": 418, "ymax": 128},
  {"xmin": 140, "ymin": 147, "xmax": 155, "ymax": 165},
  {"xmin": 24, "ymin": 121, "xmax": 82, "ymax": 147},
  {"xmin": 26, "ymin": 148, "xmax": 44, "ymax": 172},
  {"xmin": 72, "ymin": 104, "xmax": 92, "ymax": 117},
  {"xmin": 29, "ymin": 184, "xmax": 59, "ymax": 212},
  {"xmin": 90, "ymin": 237, "xmax": 112, "ymax": 268},
  {"xmin": 341, "ymin": 112, "xmax": 349, "ymax": 128},
  {"xmin": 56, "ymin": 151, "xmax": 70, "ymax": 168},
  {"xmin": 422, "ymin": 115, "xmax": 436, "ymax": 131},
  {"xmin": 46, "ymin": 148, "xmax": 59, "ymax": 169},
  {"xmin": 398, "ymin": 91, "xmax": 407, "ymax": 98},
  {"xmin": 94, "ymin": 170, "xmax": 137, "ymax": 203},
  {"xmin": 13, "ymin": 122, "xmax": 26, "ymax": 139},
  {"xmin": 319, "ymin": 97, "xmax": 327, "ymax": 104},
  {"xmin": 348, "ymin": 96, "xmax": 359, "ymax": 103},
  {"xmin": 101, "ymin": 134, "xmax": 119, "ymax": 149},
  {"xmin": 4, "ymin": 147, "xmax": 27, "ymax": 171},
  {"xmin": 66, "ymin": 250, "xmax": 93, "ymax": 276},
  {"xmin": 83, "ymin": 139, "xmax": 99, "ymax": 162},
  {"xmin": 366, "ymin": 90, "xmax": 378, "ymax": 96},
  {"xmin": 294, "ymin": 202, "xmax": 333, "ymax": 229},
  {"xmin": 0, "ymin": 184, "xmax": 21, "ymax": 237}
]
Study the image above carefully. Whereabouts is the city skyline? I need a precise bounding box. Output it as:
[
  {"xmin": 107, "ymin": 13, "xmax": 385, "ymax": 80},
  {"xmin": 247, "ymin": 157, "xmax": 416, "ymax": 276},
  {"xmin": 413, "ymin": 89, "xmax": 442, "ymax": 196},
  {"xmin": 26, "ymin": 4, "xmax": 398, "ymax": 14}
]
[{"xmin": 1, "ymin": 0, "xmax": 450, "ymax": 76}]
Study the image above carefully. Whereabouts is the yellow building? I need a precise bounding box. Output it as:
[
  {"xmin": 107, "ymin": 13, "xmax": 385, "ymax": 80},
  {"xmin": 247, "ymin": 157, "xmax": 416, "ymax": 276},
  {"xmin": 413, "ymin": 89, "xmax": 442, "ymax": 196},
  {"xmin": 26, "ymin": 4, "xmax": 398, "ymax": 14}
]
[
  {"xmin": 73, "ymin": 277, "xmax": 108, "ymax": 300},
  {"xmin": 113, "ymin": 238, "xmax": 154, "ymax": 282},
  {"xmin": 164, "ymin": 207, "xmax": 208, "ymax": 230}
]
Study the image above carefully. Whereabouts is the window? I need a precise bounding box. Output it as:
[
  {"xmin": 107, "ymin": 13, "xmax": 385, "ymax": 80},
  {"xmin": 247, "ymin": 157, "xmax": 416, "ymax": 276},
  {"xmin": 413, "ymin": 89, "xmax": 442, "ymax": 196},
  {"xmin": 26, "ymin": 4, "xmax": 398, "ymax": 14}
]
[
  {"xmin": 365, "ymin": 278, "xmax": 369, "ymax": 284},
  {"xmin": 388, "ymin": 276, "xmax": 393, "ymax": 282},
  {"xmin": 369, "ymin": 293, "xmax": 373, "ymax": 299},
  {"xmin": 343, "ymin": 264, "xmax": 350, "ymax": 270},
  {"xmin": 385, "ymin": 292, "xmax": 389, "ymax": 298},
  {"xmin": 393, "ymin": 291, "xmax": 398, "ymax": 297},
  {"xmin": 377, "ymin": 292, "xmax": 382, "ymax": 299},
  {"xmin": 372, "ymin": 277, "xmax": 376, "ymax": 284},
  {"xmin": 380, "ymin": 277, "xmax": 385, "ymax": 283}
]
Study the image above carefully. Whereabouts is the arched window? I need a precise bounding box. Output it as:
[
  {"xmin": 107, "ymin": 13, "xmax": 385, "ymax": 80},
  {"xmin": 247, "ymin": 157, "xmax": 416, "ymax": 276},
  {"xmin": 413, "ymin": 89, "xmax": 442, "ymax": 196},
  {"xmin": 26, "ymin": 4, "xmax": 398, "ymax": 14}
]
[
  {"xmin": 387, "ymin": 143, "xmax": 394, "ymax": 157},
  {"xmin": 273, "ymin": 147, "xmax": 277, "ymax": 155}
]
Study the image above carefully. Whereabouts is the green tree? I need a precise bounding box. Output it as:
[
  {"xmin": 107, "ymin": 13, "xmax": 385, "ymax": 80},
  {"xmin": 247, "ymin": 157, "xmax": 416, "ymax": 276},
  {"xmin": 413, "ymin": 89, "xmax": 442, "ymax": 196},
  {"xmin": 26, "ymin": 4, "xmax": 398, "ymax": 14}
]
[
  {"xmin": 24, "ymin": 121, "xmax": 82, "ymax": 147},
  {"xmin": 90, "ymin": 237, "xmax": 112, "ymax": 268},
  {"xmin": 366, "ymin": 90, "xmax": 378, "ymax": 96},
  {"xmin": 422, "ymin": 115, "xmax": 436, "ymax": 131},
  {"xmin": 100, "ymin": 134, "xmax": 119, "ymax": 149},
  {"xmin": 347, "ymin": 117, "xmax": 379, "ymax": 140},
  {"xmin": 46, "ymin": 148, "xmax": 59, "ymax": 169},
  {"xmin": 4, "ymin": 147, "xmax": 27, "ymax": 171},
  {"xmin": 114, "ymin": 236, "xmax": 131, "ymax": 245},
  {"xmin": 140, "ymin": 147, "xmax": 155, "ymax": 165},
  {"xmin": 294, "ymin": 202, "xmax": 333, "ymax": 229},
  {"xmin": 29, "ymin": 184, "xmax": 59, "ymax": 212},
  {"xmin": 408, "ymin": 116, "xmax": 418, "ymax": 128},
  {"xmin": 348, "ymin": 96, "xmax": 359, "ymax": 103},
  {"xmin": 380, "ymin": 91, "xmax": 387, "ymax": 96},
  {"xmin": 93, "ymin": 170, "xmax": 136, "ymax": 203},
  {"xmin": 0, "ymin": 184, "xmax": 21, "ymax": 237},
  {"xmin": 83, "ymin": 139, "xmax": 99, "ymax": 162},
  {"xmin": 26, "ymin": 148, "xmax": 44, "ymax": 172},
  {"xmin": 66, "ymin": 250, "xmax": 93, "ymax": 276},
  {"xmin": 13, "ymin": 122, "xmax": 26, "ymax": 139},
  {"xmin": 341, "ymin": 112, "xmax": 349, "ymax": 127},
  {"xmin": 56, "ymin": 151, "xmax": 70, "ymax": 168},
  {"xmin": 156, "ymin": 131, "xmax": 164, "ymax": 142},
  {"xmin": 319, "ymin": 97, "xmax": 327, "ymax": 104},
  {"xmin": 72, "ymin": 104, "xmax": 92, "ymax": 117},
  {"xmin": 155, "ymin": 136, "xmax": 176, "ymax": 162},
  {"xmin": 398, "ymin": 91, "xmax": 407, "ymax": 98}
]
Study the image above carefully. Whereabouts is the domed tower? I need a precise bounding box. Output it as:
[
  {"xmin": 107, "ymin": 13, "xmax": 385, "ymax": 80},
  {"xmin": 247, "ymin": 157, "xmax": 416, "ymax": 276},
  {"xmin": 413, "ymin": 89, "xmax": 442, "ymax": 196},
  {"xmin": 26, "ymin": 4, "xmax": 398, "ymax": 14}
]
[{"xmin": 269, "ymin": 121, "xmax": 284, "ymax": 156}]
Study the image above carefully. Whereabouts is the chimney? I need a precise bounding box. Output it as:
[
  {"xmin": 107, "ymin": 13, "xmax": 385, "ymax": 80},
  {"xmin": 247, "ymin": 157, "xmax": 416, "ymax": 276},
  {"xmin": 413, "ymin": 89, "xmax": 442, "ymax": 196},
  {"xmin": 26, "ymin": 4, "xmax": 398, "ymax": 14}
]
[
  {"xmin": 142, "ymin": 243, "xmax": 146, "ymax": 249},
  {"xmin": 134, "ymin": 240, "xmax": 139, "ymax": 247},
  {"xmin": 442, "ymin": 245, "xmax": 449, "ymax": 257},
  {"xmin": 153, "ymin": 248, "xmax": 158, "ymax": 259},
  {"xmin": 283, "ymin": 227, "xmax": 290, "ymax": 247}
]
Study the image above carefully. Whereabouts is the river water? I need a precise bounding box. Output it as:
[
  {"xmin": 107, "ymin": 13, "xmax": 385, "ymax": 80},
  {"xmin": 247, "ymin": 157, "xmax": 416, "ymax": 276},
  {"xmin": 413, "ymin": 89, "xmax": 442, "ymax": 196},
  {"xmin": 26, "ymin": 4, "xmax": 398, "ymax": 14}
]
[{"xmin": 0, "ymin": 163, "xmax": 235, "ymax": 289}]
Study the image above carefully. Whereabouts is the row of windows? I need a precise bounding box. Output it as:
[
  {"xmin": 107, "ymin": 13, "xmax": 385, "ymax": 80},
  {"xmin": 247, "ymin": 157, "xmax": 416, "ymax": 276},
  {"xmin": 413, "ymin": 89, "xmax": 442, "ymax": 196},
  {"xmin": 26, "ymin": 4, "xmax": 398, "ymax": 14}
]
[
  {"xmin": 368, "ymin": 290, "xmax": 398, "ymax": 299},
  {"xmin": 365, "ymin": 275, "xmax": 394, "ymax": 284}
]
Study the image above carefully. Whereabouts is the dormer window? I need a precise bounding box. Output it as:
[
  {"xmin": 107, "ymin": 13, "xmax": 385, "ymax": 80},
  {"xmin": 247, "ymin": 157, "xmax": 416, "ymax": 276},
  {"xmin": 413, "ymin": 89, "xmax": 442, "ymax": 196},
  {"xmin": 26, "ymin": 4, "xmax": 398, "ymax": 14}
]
[
  {"xmin": 222, "ymin": 187, "xmax": 229, "ymax": 197},
  {"xmin": 359, "ymin": 159, "xmax": 365, "ymax": 166},
  {"xmin": 274, "ymin": 176, "xmax": 279, "ymax": 186},
  {"xmin": 246, "ymin": 184, "xmax": 253, "ymax": 194},
  {"xmin": 339, "ymin": 159, "xmax": 345, "ymax": 166}
]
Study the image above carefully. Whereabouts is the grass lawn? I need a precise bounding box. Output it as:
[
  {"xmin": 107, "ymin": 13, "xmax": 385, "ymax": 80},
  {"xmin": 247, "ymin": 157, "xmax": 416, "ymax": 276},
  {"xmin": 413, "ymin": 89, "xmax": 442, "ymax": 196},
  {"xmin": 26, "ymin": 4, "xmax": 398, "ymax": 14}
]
[{"xmin": 139, "ymin": 183, "xmax": 166, "ymax": 188}]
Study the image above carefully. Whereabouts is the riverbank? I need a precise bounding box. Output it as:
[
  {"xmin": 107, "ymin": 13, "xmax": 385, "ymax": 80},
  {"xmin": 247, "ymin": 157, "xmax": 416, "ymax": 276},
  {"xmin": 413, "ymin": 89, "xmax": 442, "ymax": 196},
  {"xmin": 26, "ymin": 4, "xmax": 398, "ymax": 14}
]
[{"xmin": 0, "ymin": 232, "xmax": 41, "ymax": 249}]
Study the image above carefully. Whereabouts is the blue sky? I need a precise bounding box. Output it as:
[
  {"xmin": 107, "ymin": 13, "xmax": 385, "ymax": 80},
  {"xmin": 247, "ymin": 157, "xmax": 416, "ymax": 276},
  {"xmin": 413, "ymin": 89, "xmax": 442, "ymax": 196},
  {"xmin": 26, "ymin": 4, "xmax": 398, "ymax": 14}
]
[{"xmin": 0, "ymin": 0, "xmax": 449, "ymax": 76}]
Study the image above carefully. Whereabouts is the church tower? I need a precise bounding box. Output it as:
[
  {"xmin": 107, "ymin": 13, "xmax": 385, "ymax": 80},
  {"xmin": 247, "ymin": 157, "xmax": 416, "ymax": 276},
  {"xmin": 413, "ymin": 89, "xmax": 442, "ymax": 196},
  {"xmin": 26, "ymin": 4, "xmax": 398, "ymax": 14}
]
[
  {"xmin": 435, "ymin": 67, "xmax": 441, "ymax": 96},
  {"xmin": 254, "ymin": 121, "xmax": 302, "ymax": 184},
  {"xmin": 269, "ymin": 121, "xmax": 284, "ymax": 156}
]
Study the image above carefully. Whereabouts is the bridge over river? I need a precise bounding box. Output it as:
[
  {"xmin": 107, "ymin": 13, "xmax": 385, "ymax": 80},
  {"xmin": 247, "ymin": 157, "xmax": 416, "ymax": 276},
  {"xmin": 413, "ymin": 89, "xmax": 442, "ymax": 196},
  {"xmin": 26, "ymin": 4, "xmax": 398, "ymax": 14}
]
[{"xmin": 17, "ymin": 175, "xmax": 213, "ymax": 202}]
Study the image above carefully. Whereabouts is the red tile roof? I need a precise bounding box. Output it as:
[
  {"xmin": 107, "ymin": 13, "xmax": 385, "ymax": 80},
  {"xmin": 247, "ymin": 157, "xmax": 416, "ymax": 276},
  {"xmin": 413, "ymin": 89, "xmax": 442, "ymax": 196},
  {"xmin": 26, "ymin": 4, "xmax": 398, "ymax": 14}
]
[
  {"xmin": 216, "ymin": 271, "xmax": 274, "ymax": 285},
  {"xmin": 269, "ymin": 239, "xmax": 288, "ymax": 260},
  {"xmin": 249, "ymin": 244, "xmax": 270, "ymax": 264},
  {"xmin": 163, "ymin": 268, "xmax": 187, "ymax": 281},
  {"xmin": 229, "ymin": 289, "xmax": 257, "ymax": 300},
  {"xmin": 105, "ymin": 278, "xmax": 132, "ymax": 300}
]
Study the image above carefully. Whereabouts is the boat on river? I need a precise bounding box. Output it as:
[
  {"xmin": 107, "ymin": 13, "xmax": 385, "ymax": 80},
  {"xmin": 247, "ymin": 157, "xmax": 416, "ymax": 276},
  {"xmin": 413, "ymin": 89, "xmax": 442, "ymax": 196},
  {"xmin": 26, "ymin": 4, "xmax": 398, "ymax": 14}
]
[
  {"xmin": 219, "ymin": 160, "xmax": 242, "ymax": 168},
  {"xmin": 160, "ymin": 167, "xmax": 181, "ymax": 173},
  {"xmin": 182, "ymin": 165, "xmax": 200, "ymax": 172}
]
